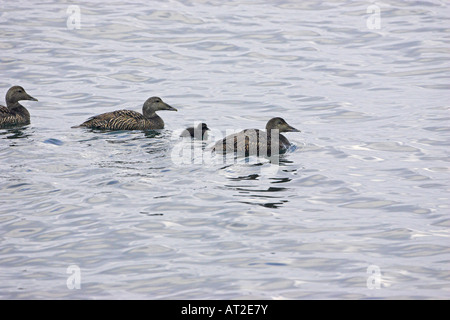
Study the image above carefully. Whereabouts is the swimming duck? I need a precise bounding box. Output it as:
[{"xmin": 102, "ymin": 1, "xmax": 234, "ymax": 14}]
[
  {"xmin": 180, "ymin": 123, "xmax": 210, "ymax": 139},
  {"xmin": 73, "ymin": 97, "xmax": 177, "ymax": 130},
  {"xmin": 0, "ymin": 86, "xmax": 38, "ymax": 128},
  {"xmin": 212, "ymin": 117, "xmax": 300, "ymax": 157}
]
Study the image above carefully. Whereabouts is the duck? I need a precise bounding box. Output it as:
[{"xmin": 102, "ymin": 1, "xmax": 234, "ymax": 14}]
[
  {"xmin": 180, "ymin": 122, "xmax": 210, "ymax": 139},
  {"xmin": 73, "ymin": 96, "xmax": 177, "ymax": 130},
  {"xmin": 212, "ymin": 117, "xmax": 300, "ymax": 157},
  {"xmin": 0, "ymin": 86, "xmax": 38, "ymax": 128}
]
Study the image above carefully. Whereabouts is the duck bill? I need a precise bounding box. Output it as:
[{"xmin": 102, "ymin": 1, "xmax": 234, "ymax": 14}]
[
  {"xmin": 287, "ymin": 125, "xmax": 300, "ymax": 132},
  {"xmin": 165, "ymin": 103, "xmax": 177, "ymax": 111},
  {"xmin": 26, "ymin": 94, "xmax": 38, "ymax": 102}
]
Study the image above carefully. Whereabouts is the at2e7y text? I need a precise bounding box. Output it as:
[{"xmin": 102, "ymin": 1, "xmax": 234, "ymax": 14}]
[
  {"xmin": 222, "ymin": 304, "xmax": 268, "ymax": 315},
  {"xmin": 181, "ymin": 304, "xmax": 268, "ymax": 317}
]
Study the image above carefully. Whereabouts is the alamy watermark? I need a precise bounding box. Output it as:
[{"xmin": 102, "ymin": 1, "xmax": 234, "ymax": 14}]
[
  {"xmin": 366, "ymin": 4, "xmax": 381, "ymax": 30},
  {"xmin": 66, "ymin": 265, "xmax": 81, "ymax": 290},
  {"xmin": 66, "ymin": 5, "xmax": 81, "ymax": 30},
  {"xmin": 171, "ymin": 125, "xmax": 285, "ymax": 176},
  {"xmin": 366, "ymin": 265, "xmax": 381, "ymax": 289}
]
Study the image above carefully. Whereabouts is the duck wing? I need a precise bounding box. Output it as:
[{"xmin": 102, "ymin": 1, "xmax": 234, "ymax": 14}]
[
  {"xmin": 0, "ymin": 105, "xmax": 28, "ymax": 127},
  {"xmin": 0, "ymin": 106, "xmax": 14, "ymax": 126},
  {"xmin": 0, "ymin": 105, "xmax": 11, "ymax": 117},
  {"xmin": 78, "ymin": 109, "xmax": 146, "ymax": 130}
]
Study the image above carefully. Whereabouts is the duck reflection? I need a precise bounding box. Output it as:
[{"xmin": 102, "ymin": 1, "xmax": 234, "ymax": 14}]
[
  {"xmin": 143, "ymin": 130, "xmax": 163, "ymax": 139},
  {"xmin": 222, "ymin": 157, "xmax": 296, "ymax": 209},
  {"xmin": 87, "ymin": 129, "xmax": 171, "ymax": 175},
  {"xmin": 0, "ymin": 126, "xmax": 32, "ymax": 140}
]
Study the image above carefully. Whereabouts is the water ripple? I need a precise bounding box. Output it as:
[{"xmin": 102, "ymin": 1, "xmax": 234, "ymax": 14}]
[{"xmin": 1, "ymin": 0, "xmax": 449, "ymax": 300}]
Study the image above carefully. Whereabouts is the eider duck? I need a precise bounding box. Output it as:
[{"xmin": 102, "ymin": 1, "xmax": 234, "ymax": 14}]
[
  {"xmin": 180, "ymin": 123, "xmax": 210, "ymax": 139},
  {"xmin": 73, "ymin": 96, "xmax": 177, "ymax": 130},
  {"xmin": 212, "ymin": 117, "xmax": 300, "ymax": 157},
  {"xmin": 0, "ymin": 86, "xmax": 38, "ymax": 128}
]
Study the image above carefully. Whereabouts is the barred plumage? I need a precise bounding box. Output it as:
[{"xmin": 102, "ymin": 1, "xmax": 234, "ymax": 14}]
[
  {"xmin": 73, "ymin": 97, "xmax": 177, "ymax": 131},
  {"xmin": 0, "ymin": 106, "xmax": 30, "ymax": 126}
]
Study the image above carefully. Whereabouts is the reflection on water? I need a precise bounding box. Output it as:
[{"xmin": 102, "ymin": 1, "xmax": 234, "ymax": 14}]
[
  {"xmin": 1, "ymin": 0, "xmax": 450, "ymax": 299},
  {"xmin": 219, "ymin": 156, "xmax": 299, "ymax": 209},
  {"xmin": 0, "ymin": 127, "xmax": 32, "ymax": 140}
]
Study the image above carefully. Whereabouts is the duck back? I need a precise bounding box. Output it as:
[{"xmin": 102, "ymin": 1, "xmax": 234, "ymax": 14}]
[{"xmin": 76, "ymin": 110, "xmax": 164, "ymax": 130}]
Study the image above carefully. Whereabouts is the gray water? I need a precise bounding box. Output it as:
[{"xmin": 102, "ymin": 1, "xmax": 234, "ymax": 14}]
[{"xmin": 1, "ymin": 0, "xmax": 449, "ymax": 299}]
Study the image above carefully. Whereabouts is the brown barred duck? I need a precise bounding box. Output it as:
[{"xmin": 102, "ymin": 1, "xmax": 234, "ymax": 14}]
[
  {"xmin": 0, "ymin": 86, "xmax": 38, "ymax": 128},
  {"xmin": 73, "ymin": 97, "xmax": 177, "ymax": 130}
]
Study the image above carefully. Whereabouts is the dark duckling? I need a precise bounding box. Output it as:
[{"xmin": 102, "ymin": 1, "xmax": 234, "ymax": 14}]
[
  {"xmin": 0, "ymin": 86, "xmax": 38, "ymax": 128},
  {"xmin": 180, "ymin": 122, "xmax": 210, "ymax": 139},
  {"xmin": 73, "ymin": 97, "xmax": 177, "ymax": 130},
  {"xmin": 212, "ymin": 117, "xmax": 300, "ymax": 157}
]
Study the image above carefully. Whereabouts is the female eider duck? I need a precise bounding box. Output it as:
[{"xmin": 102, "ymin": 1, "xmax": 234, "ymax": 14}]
[
  {"xmin": 0, "ymin": 86, "xmax": 38, "ymax": 128},
  {"xmin": 73, "ymin": 97, "xmax": 177, "ymax": 130},
  {"xmin": 180, "ymin": 123, "xmax": 210, "ymax": 139},
  {"xmin": 212, "ymin": 117, "xmax": 300, "ymax": 157}
]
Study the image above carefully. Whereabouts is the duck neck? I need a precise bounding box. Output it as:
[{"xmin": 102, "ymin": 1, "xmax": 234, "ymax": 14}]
[
  {"xmin": 267, "ymin": 129, "xmax": 290, "ymax": 148},
  {"xmin": 144, "ymin": 111, "xmax": 164, "ymax": 128},
  {"xmin": 7, "ymin": 102, "xmax": 29, "ymax": 117},
  {"xmin": 143, "ymin": 107, "xmax": 158, "ymax": 118},
  {"xmin": 266, "ymin": 128, "xmax": 280, "ymax": 138},
  {"xmin": 7, "ymin": 100, "xmax": 23, "ymax": 110}
]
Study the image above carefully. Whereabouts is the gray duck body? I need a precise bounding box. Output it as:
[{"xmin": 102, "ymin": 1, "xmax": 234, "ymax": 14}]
[
  {"xmin": 0, "ymin": 86, "xmax": 38, "ymax": 128},
  {"xmin": 74, "ymin": 97, "xmax": 177, "ymax": 130},
  {"xmin": 212, "ymin": 117, "xmax": 300, "ymax": 157}
]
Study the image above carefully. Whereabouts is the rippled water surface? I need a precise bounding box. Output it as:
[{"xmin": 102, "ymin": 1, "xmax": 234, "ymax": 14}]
[{"xmin": 1, "ymin": 0, "xmax": 449, "ymax": 299}]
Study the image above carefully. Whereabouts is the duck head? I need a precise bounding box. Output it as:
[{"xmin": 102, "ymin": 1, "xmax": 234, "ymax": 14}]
[
  {"xmin": 143, "ymin": 96, "xmax": 177, "ymax": 117},
  {"xmin": 266, "ymin": 117, "xmax": 300, "ymax": 133},
  {"xmin": 6, "ymin": 86, "xmax": 38, "ymax": 108}
]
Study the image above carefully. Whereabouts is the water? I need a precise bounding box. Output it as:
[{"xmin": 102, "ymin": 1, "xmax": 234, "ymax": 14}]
[{"xmin": 1, "ymin": 0, "xmax": 449, "ymax": 299}]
